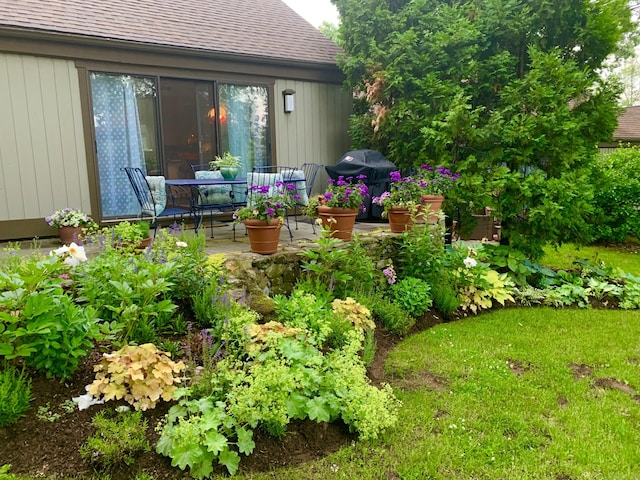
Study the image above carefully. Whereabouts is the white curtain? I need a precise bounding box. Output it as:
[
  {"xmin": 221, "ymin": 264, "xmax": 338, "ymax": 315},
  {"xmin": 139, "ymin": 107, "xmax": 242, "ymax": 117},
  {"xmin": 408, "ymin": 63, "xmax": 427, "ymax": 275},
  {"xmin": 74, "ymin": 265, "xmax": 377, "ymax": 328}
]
[{"xmin": 90, "ymin": 73, "xmax": 145, "ymax": 217}]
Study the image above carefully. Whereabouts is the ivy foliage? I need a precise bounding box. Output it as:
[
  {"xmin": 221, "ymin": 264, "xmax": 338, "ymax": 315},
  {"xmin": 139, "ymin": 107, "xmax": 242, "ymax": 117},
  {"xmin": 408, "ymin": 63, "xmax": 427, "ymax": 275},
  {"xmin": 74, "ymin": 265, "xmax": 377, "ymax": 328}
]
[{"xmin": 332, "ymin": 0, "xmax": 636, "ymax": 259}]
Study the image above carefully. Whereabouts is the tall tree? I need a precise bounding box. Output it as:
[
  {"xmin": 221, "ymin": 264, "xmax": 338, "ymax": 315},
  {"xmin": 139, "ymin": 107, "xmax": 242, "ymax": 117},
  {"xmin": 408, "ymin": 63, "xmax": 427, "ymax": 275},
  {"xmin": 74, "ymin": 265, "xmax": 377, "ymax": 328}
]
[{"xmin": 332, "ymin": 0, "xmax": 636, "ymax": 258}]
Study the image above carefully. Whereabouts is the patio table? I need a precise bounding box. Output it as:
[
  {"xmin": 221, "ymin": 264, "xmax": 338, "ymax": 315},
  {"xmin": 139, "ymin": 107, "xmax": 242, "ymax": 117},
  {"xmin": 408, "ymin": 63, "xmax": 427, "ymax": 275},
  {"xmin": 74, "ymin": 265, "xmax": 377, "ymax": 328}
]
[{"xmin": 165, "ymin": 177, "xmax": 247, "ymax": 237}]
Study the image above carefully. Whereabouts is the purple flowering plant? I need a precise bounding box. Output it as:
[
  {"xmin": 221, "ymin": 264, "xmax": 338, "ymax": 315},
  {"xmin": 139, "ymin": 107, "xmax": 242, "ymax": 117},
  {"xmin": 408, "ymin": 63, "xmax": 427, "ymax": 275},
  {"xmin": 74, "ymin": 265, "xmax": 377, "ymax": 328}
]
[
  {"xmin": 373, "ymin": 164, "xmax": 460, "ymax": 210},
  {"xmin": 310, "ymin": 175, "xmax": 370, "ymax": 213},
  {"xmin": 233, "ymin": 181, "xmax": 297, "ymax": 222}
]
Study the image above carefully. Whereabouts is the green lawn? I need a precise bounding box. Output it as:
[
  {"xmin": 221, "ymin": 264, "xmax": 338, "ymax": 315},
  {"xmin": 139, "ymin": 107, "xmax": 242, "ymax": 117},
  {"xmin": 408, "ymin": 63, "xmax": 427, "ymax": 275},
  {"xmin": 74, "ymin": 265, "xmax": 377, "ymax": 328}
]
[
  {"xmin": 198, "ymin": 308, "xmax": 640, "ymax": 479},
  {"xmin": 542, "ymin": 243, "xmax": 640, "ymax": 276}
]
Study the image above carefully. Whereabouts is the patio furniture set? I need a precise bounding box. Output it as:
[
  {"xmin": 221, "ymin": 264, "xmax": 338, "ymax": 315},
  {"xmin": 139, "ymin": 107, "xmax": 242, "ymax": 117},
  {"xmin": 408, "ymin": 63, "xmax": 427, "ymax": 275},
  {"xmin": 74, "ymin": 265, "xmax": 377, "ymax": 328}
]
[{"xmin": 123, "ymin": 164, "xmax": 322, "ymax": 239}]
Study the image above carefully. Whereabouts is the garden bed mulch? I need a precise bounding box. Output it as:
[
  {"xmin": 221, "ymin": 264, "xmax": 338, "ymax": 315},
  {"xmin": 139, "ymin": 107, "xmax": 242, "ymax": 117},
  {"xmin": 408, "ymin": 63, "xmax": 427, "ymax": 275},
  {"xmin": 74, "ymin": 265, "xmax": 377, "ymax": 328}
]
[{"xmin": 0, "ymin": 312, "xmax": 445, "ymax": 480}]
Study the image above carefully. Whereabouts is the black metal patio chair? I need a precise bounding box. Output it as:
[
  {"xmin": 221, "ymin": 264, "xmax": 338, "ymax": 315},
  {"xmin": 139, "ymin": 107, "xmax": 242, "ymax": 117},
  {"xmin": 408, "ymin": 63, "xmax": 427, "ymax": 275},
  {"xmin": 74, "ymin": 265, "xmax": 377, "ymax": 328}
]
[{"xmin": 123, "ymin": 167, "xmax": 190, "ymax": 235}]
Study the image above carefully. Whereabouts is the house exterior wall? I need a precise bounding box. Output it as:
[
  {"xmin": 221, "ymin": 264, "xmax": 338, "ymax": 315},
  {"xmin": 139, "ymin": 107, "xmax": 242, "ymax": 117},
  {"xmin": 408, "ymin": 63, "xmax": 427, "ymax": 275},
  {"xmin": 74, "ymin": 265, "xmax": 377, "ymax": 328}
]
[
  {"xmin": 0, "ymin": 52, "xmax": 91, "ymax": 239},
  {"xmin": 274, "ymin": 79, "xmax": 351, "ymax": 191},
  {"xmin": 0, "ymin": 52, "xmax": 351, "ymax": 240}
]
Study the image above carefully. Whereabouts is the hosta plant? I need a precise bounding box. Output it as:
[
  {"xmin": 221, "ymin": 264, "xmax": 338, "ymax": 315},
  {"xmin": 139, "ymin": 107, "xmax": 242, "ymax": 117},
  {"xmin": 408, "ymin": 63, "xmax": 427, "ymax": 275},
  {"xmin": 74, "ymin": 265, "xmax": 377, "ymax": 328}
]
[
  {"xmin": 89, "ymin": 343, "xmax": 185, "ymax": 411},
  {"xmin": 446, "ymin": 244, "xmax": 515, "ymax": 313}
]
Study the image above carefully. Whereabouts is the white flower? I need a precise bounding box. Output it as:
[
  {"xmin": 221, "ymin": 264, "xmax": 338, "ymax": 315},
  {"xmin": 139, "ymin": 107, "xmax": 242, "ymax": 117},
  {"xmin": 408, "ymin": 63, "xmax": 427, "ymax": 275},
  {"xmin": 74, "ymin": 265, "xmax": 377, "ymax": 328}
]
[
  {"xmin": 176, "ymin": 241, "xmax": 188, "ymax": 248},
  {"xmin": 50, "ymin": 242, "xmax": 87, "ymax": 267},
  {"xmin": 463, "ymin": 256, "xmax": 477, "ymax": 268}
]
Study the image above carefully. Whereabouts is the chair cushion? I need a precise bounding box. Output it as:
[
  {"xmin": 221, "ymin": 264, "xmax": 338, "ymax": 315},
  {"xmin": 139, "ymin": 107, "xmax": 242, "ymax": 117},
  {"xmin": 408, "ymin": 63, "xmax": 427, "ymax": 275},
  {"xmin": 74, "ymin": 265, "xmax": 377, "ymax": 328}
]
[
  {"xmin": 194, "ymin": 170, "xmax": 233, "ymax": 205},
  {"xmin": 289, "ymin": 169, "xmax": 309, "ymax": 206},
  {"xmin": 143, "ymin": 176, "xmax": 167, "ymax": 217}
]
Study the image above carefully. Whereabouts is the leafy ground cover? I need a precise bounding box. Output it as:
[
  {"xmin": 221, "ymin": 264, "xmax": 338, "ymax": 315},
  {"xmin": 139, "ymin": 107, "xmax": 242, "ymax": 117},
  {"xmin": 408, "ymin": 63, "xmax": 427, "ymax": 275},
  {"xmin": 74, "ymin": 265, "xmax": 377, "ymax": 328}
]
[
  {"xmin": 3, "ymin": 223, "xmax": 640, "ymax": 480},
  {"xmin": 3, "ymin": 308, "xmax": 639, "ymax": 479}
]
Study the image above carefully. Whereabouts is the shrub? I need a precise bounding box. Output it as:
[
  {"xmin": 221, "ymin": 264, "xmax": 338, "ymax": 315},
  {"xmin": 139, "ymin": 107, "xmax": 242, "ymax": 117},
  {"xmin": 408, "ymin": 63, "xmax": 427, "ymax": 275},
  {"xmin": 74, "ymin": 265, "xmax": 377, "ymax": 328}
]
[
  {"xmin": 430, "ymin": 280, "xmax": 461, "ymax": 316},
  {"xmin": 79, "ymin": 410, "xmax": 150, "ymax": 469},
  {"xmin": 0, "ymin": 364, "xmax": 32, "ymax": 427},
  {"xmin": 74, "ymin": 252, "xmax": 178, "ymax": 344},
  {"xmin": 0, "ymin": 255, "xmax": 101, "ymax": 379},
  {"xmin": 367, "ymin": 296, "xmax": 415, "ymax": 336},
  {"xmin": 390, "ymin": 277, "xmax": 433, "ymax": 317},
  {"xmin": 590, "ymin": 147, "xmax": 640, "ymax": 243},
  {"xmin": 299, "ymin": 235, "xmax": 378, "ymax": 298},
  {"xmin": 397, "ymin": 223, "xmax": 446, "ymax": 282}
]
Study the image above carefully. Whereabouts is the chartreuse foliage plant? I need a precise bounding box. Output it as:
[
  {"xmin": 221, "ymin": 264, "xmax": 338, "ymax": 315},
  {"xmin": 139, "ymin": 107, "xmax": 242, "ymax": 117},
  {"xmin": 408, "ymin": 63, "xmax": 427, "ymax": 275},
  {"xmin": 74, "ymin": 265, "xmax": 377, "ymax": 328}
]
[
  {"xmin": 157, "ymin": 294, "xmax": 399, "ymax": 477},
  {"xmin": 89, "ymin": 343, "xmax": 185, "ymax": 411},
  {"xmin": 0, "ymin": 254, "xmax": 101, "ymax": 379},
  {"xmin": 79, "ymin": 409, "xmax": 150, "ymax": 469},
  {"xmin": 0, "ymin": 364, "xmax": 32, "ymax": 428}
]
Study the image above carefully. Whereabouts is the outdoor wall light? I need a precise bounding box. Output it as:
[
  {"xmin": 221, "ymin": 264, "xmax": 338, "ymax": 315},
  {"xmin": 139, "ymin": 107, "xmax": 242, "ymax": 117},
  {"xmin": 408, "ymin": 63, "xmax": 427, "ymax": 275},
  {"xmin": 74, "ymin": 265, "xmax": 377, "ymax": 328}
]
[{"xmin": 283, "ymin": 89, "xmax": 295, "ymax": 113}]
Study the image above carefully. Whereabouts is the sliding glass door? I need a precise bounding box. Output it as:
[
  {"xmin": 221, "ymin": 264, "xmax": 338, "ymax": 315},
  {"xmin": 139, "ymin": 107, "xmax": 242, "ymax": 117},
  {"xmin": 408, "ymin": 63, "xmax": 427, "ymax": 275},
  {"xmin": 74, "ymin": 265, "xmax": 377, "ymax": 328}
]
[
  {"xmin": 159, "ymin": 79, "xmax": 217, "ymax": 179},
  {"xmin": 90, "ymin": 72, "xmax": 271, "ymax": 218}
]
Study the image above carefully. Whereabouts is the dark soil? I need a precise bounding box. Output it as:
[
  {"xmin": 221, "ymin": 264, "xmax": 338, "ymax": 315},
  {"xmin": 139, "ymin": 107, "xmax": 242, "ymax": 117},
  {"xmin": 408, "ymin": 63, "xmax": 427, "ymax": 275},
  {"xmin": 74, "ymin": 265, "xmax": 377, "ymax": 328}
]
[{"xmin": 0, "ymin": 312, "xmax": 445, "ymax": 479}]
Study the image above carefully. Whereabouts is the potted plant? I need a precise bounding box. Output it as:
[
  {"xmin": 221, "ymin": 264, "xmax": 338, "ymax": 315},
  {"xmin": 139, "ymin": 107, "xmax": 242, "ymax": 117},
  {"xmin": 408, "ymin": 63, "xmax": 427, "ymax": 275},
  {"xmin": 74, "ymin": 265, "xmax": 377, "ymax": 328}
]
[
  {"xmin": 210, "ymin": 152, "xmax": 241, "ymax": 180},
  {"xmin": 45, "ymin": 208, "xmax": 97, "ymax": 244},
  {"xmin": 110, "ymin": 221, "xmax": 152, "ymax": 251},
  {"xmin": 307, "ymin": 175, "xmax": 369, "ymax": 241},
  {"xmin": 373, "ymin": 164, "xmax": 460, "ymax": 231},
  {"xmin": 233, "ymin": 181, "xmax": 294, "ymax": 254}
]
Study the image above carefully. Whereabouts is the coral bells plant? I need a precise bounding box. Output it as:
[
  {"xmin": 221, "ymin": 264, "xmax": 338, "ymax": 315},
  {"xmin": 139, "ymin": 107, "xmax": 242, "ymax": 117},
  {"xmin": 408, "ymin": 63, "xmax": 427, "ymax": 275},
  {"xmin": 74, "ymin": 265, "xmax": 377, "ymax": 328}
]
[
  {"xmin": 45, "ymin": 208, "xmax": 95, "ymax": 228},
  {"xmin": 233, "ymin": 181, "xmax": 296, "ymax": 222}
]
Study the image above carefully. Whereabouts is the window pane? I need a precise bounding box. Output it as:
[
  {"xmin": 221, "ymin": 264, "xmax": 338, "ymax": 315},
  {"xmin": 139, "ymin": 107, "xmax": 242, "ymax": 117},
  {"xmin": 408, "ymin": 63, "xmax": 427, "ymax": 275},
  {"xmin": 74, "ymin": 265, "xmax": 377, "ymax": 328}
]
[
  {"xmin": 90, "ymin": 73, "xmax": 158, "ymax": 217},
  {"xmin": 160, "ymin": 79, "xmax": 216, "ymax": 179},
  {"xmin": 219, "ymin": 84, "xmax": 270, "ymax": 175}
]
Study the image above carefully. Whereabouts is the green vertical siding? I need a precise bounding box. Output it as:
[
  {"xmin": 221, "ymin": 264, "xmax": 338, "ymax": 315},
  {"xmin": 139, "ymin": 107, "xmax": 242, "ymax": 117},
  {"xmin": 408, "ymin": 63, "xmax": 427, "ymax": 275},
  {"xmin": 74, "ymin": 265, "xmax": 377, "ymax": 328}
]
[{"xmin": 0, "ymin": 53, "xmax": 90, "ymax": 223}]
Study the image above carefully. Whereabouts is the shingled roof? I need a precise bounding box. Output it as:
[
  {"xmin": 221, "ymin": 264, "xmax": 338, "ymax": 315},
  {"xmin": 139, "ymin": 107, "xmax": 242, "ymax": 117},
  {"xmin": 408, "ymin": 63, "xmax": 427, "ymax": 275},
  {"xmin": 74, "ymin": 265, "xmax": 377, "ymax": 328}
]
[
  {"xmin": 0, "ymin": 0, "xmax": 341, "ymax": 65},
  {"xmin": 613, "ymin": 106, "xmax": 640, "ymax": 142}
]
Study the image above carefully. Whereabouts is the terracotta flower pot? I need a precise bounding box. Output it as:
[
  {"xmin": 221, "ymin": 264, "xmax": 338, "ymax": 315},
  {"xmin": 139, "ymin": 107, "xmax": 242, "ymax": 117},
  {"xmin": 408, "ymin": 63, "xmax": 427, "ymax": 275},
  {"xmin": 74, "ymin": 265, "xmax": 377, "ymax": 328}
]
[
  {"xmin": 317, "ymin": 206, "xmax": 359, "ymax": 241},
  {"xmin": 244, "ymin": 218, "xmax": 283, "ymax": 254},
  {"xmin": 420, "ymin": 195, "xmax": 445, "ymax": 224},
  {"xmin": 387, "ymin": 206, "xmax": 413, "ymax": 233},
  {"xmin": 58, "ymin": 226, "xmax": 83, "ymax": 245}
]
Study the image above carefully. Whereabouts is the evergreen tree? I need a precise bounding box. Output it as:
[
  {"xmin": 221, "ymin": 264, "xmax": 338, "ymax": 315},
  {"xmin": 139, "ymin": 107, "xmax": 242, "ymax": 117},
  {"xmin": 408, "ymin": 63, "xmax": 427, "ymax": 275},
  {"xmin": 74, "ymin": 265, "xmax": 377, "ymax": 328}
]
[{"xmin": 332, "ymin": 0, "xmax": 636, "ymax": 258}]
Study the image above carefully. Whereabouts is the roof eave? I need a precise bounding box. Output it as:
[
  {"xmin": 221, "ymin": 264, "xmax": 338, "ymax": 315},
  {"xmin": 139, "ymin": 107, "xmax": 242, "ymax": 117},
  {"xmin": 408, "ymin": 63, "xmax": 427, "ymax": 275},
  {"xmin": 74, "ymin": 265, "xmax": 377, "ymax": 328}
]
[{"xmin": 0, "ymin": 26, "xmax": 346, "ymax": 82}]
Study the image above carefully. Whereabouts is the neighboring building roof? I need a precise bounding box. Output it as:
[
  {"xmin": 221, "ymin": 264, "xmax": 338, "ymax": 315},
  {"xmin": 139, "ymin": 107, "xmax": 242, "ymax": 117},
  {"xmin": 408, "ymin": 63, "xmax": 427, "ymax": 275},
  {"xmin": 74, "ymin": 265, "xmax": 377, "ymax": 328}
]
[
  {"xmin": 613, "ymin": 105, "xmax": 640, "ymax": 142},
  {"xmin": 0, "ymin": 0, "xmax": 341, "ymax": 66}
]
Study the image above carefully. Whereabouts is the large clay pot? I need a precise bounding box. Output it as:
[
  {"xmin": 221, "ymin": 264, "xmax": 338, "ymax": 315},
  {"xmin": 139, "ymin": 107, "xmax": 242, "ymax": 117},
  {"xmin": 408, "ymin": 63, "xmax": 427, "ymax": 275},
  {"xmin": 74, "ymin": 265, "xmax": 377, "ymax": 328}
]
[
  {"xmin": 244, "ymin": 218, "xmax": 283, "ymax": 254},
  {"xmin": 317, "ymin": 206, "xmax": 359, "ymax": 241},
  {"xmin": 387, "ymin": 206, "xmax": 413, "ymax": 233},
  {"xmin": 58, "ymin": 226, "xmax": 83, "ymax": 245},
  {"xmin": 420, "ymin": 195, "xmax": 445, "ymax": 224}
]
